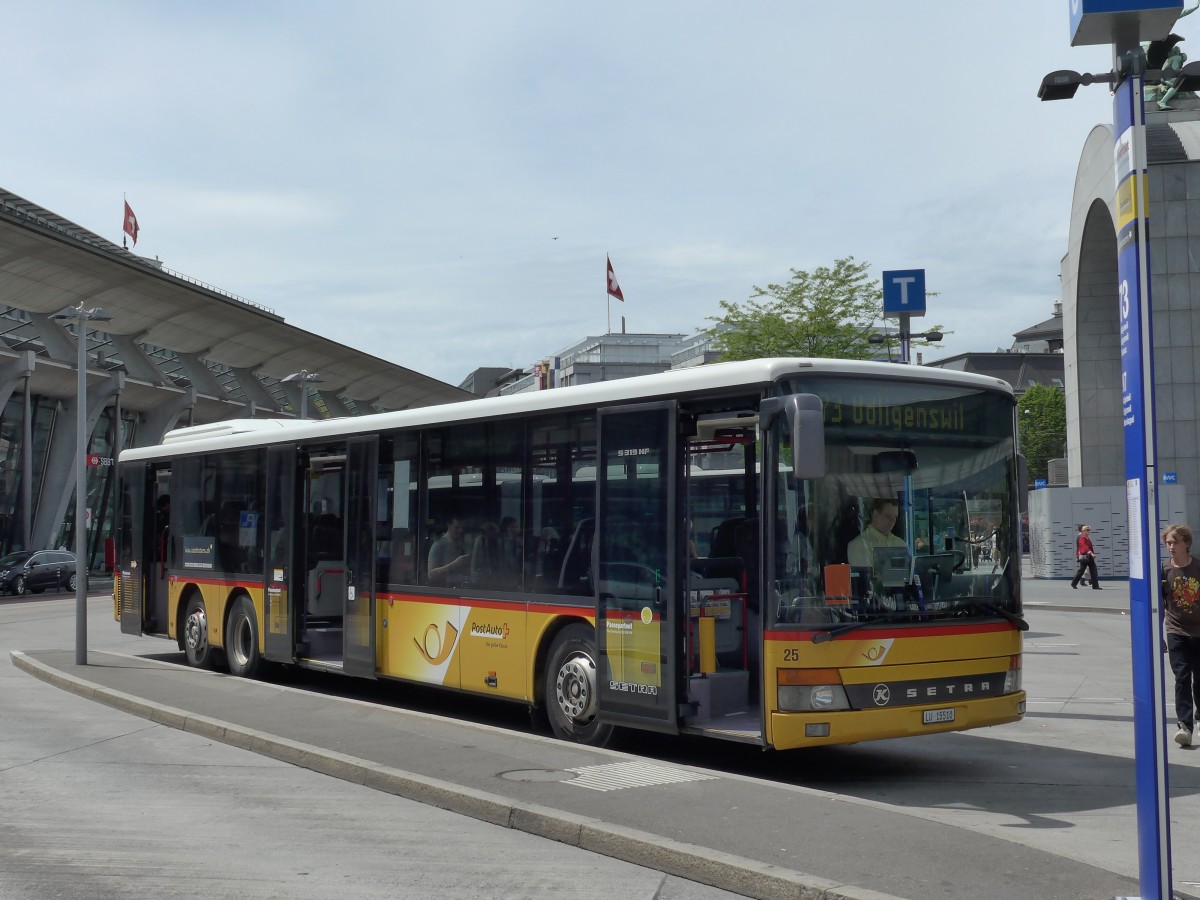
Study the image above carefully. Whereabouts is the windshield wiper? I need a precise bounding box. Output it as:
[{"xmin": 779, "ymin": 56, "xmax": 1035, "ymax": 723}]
[
  {"xmin": 811, "ymin": 611, "xmax": 912, "ymax": 644},
  {"xmin": 952, "ymin": 599, "xmax": 1029, "ymax": 631}
]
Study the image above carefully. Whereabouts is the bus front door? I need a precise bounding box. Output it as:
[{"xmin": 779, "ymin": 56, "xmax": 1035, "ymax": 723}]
[
  {"xmin": 595, "ymin": 402, "xmax": 681, "ymax": 733},
  {"xmin": 263, "ymin": 445, "xmax": 295, "ymax": 662},
  {"xmin": 343, "ymin": 436, "xmax": 378, "ymax": 678},
  {"xmin": 118, "ymin": 460, "xmax": 149, "ymax": 636}
]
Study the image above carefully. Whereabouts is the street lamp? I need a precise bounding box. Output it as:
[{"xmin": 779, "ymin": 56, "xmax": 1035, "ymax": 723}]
[
  {"xmin": 281, "ymin": 369, "xmax": 323, "ymax": 419},
  {"xmin": 868, "ymin": 328, "xmax": 941, "ymax": 363},
  {"xmin": 52, "ymin": 302, "xmax": 112, "ymax": 666}
]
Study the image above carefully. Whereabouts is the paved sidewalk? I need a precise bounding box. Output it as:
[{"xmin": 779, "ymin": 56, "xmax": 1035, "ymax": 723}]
[
  {"xmin": 12, "ymin": 646, "xmax": 1161, "ymax": 900},
  {"xmin": 1020, "ymin": 555, "xmax": 1131, "ymax": 615}
]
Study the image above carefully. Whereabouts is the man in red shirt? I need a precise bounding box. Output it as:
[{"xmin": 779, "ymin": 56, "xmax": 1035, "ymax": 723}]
[{"xmin": 1070, "ymin": 525, "xmax": 1100, "ymax": 590}]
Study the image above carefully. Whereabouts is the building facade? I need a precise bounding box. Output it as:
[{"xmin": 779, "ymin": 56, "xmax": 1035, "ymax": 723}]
[
  {"xmin": 1061, "ymin": 105, "xmax": 1200, "ymax": 523},
  {"xmin": 0, "ymin": 188, "xmax": 468, "ymax": 570}
]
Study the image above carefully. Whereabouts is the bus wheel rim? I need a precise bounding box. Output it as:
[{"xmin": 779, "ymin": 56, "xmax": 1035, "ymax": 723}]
[
  {"xmin": 556, "ymin": 652, "xmax": 597, "ymax": 722},
  {"xmin": 185, "ymin": 606, "xmax": 207, "ymax": 653}
]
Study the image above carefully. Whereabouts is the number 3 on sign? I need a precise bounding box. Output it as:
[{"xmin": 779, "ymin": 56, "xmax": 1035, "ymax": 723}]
[{"xmin": 1119, "ymin": 280, "xmax": 1130, "ymax": 321}]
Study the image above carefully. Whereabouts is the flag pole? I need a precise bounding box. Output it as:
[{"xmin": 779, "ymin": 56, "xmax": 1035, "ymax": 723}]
[
  {"xmin": 605, "ymin": 254, "xmax": 624, "ymax": 334},
  {"xmin": 122, "ymin": 193, "xmax": 127, "ymax": 249}
]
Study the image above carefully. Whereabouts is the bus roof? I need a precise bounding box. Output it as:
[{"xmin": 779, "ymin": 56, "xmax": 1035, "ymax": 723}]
[{"xmin": 121, "ymin": 357, "xmax": 1014, "ymax": 463}]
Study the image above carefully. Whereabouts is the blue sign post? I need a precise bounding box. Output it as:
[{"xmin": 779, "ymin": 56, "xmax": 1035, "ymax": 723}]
[
  {"xmin": 881, "ymin": 269, "xmax": 926, "ymax": 364},
  {"xmin": 1067, "ymin": 3, "xmax": 1180, "ymax": 897},
  {"xmin": 1113, "ymin": 35, "xmax": 1173, "ymax": 900}
]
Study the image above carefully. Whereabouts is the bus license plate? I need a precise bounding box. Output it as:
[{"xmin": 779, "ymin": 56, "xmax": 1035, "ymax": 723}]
[{"xmin": 923, "ymin": 708, "xmax": 955, "ymax": 725}]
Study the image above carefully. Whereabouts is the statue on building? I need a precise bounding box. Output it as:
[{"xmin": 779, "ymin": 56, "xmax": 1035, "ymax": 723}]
[{"xmin": 1147, "ymin": 1, "xmax": 1200, "ymax": 108}]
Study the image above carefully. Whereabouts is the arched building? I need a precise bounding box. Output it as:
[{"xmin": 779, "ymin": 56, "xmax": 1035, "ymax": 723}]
[
  {"xmin": 0, "ymin": 188, "xmax": 469, "ymax": 570},
  {"xmin": 1049, "ymin": 105, "xmax": 1199, "ymax": 576}
]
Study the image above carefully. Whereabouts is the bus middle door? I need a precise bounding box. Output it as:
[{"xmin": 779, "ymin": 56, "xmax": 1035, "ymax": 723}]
[
  {"xmin": 595, "ymin": 401, "xmax": 681, "ymax": 733},
  {"xmin": 343, "ymin": 436, "xmax": 378, "ymax": 679}
]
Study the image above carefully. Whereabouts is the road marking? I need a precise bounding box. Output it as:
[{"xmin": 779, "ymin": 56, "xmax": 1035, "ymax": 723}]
[{"xmin": 565, "ymin": 761, "xmax": 716, "ymax": 792}]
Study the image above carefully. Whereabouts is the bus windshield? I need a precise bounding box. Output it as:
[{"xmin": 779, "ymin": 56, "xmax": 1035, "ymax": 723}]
[{"xmin": 770, "ymin": 375, "xmax": 1019, "ymax": 631}]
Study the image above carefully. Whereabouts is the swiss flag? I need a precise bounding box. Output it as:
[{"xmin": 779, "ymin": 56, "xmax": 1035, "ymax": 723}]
[
  {"xmin": 606, "ymin": 255, "xmax": 624, "ymax": 302},
  {"xmin": 123, "ymin": 200, "xmax": 139, "ymax": 246}
]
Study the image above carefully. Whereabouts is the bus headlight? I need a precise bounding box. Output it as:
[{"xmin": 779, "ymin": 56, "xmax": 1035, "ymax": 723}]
[
  {"xmin": 777, "ymin": 669, "xmax": 850, "ymax": 712},
  {"xmin": 778, "ymin": 684, "xmax": 850, "ymax": 712},
  {"xmin": 1004, "ymin": 654, "xmax": 1022, "ymax": 693}
]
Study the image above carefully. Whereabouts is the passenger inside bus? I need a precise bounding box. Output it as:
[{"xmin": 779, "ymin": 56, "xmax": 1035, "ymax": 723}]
[{"xmin": 427, "ymin": 517, "xmax": 470, "ymax": 587}]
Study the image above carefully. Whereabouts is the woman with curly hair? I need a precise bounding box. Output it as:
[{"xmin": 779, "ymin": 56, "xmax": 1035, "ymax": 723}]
[{"xmin": 1162, "ymin": 523, "xmax": 1200, "ymax": 748}]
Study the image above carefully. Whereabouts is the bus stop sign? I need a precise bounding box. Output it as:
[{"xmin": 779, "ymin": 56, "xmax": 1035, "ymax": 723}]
[
  {"xmin": 882, "ymin": 269, "xmax": 926, "ymax": 317},
  {"xmin": 1070, "ymin": 0, "xmax": 1182, "ymax": 46}
]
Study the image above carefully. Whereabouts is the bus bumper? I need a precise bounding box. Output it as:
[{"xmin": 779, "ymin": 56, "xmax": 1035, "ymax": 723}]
[{"xmin": 769, "ymin": 691, "xmax": 1026, "ymax": 750}]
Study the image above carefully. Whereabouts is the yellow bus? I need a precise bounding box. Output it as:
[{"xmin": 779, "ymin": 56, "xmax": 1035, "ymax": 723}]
[{"xmin": 114, "ymin": 358, "xmax": 1026, "ymax": 749}]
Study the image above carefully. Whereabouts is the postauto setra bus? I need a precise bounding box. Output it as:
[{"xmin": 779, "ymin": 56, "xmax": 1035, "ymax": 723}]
[{"xmin": 114, "ymin": 358, "xmax": 1026, "ymax": 750}]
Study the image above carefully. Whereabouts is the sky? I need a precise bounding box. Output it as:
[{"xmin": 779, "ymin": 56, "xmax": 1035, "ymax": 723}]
[{"xmin": 4, "ymin": 2, "xmax": 1141, "ymax": 387}]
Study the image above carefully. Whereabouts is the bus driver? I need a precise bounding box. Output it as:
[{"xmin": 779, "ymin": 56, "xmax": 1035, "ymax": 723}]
[{"xmin": 846, "ymin": 498, "xmax": 906, "ymax": 568}]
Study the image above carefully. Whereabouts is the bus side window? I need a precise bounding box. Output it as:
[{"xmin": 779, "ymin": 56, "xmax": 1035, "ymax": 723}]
[{"xmin": 387, "ymin": 528, "xmax": 416, "ymax": 586}]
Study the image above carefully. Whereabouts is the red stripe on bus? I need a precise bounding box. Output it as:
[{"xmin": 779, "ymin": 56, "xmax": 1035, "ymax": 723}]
[
  {"xmin": 766, "ymin": 621, "xmax": 1015, "ymax": 641},
  {"xmin": 170, "ymin": 575, "xmax": 262, "ymax": 590},
  {"xmin": 380, "ymin": 592, "xmax": 592, "ymax": 617}
]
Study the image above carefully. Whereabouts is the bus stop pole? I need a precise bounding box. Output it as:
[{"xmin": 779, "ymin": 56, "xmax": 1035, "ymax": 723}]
[
  {"xmin": 1113, "ymin": 62, "xmax": 1174, "ymax": 899},
  {"xmin": 73, "ymin": 306, "xmax": 88, "ymax": 666}
]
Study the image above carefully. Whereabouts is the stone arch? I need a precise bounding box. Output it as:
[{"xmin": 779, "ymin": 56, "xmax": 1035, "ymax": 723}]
[{"xmin": 1061, "ymin": 114, "xmax": 1200, "ymax": 521}]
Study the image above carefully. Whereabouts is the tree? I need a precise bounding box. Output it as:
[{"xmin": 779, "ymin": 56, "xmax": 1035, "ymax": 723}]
[
  {"xmin": 706, "ymin": 256, "xmax": 943, "ymax": 362},
  {"xmin": 1019, "ymin": 384, "xmax": 1066, "ymax": 481}
]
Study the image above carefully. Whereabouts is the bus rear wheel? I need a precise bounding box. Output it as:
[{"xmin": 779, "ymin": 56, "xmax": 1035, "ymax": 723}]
[
  {"xmin": 225, "ymin": 595, "xmax": 261, "ymax": 679},
  {"xmin": 183, "ymin": 595, "xmax": 216, "ymax": 669},
  {"xmin": 543, "ymin": 624, "xmax": 613, "ymax": 747}
]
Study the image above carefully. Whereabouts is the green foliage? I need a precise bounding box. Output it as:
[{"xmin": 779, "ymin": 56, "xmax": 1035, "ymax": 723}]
[
  {"xmin": 1019, "ymin": 384, "xmax": 1066, "ymax": 481},
  {"xmin": 706, "ymin": 256, "xmax": 944, "ymax": 362}
]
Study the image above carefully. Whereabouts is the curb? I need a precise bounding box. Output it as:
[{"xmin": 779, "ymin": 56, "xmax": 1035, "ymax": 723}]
[
  {"xmin": 10, "ymin": 650, "xmax": 907, "ymax": 900},
  {"xmin": 1024, "ymin": 602, "xmax": 1127, "ymax": 615}
]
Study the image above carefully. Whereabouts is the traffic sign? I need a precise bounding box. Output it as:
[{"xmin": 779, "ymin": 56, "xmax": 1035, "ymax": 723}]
[
  {"xmin": 1034, "ymin": 478, "xmax": 1048, "ymax": 489},
  {"xmin": 1070, "ymin": 0, "xmax": 1182, "ymax": 48},
  {"xmin": 1163, "ymin": 472, "xmax": 1177, "ymax": 484},
  {"xmin": 882, "ymin": 269, "xmax": 926, "ymax": 317}
]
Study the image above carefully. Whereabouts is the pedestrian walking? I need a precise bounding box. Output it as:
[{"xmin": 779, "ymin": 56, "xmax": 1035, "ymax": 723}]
[
  {"xmin": 1162, "ymin": 524, "xmax": 1200, "ymax": 748},
  {"xmin": 1071, "ymin": 524, "xmax": 1101, "ymax": 590}
]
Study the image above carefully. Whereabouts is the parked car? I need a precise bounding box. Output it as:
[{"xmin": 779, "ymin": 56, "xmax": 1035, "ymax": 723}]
[{"xmin": 0, "ymin": 550, "xmax": 78, "ymax": 596}]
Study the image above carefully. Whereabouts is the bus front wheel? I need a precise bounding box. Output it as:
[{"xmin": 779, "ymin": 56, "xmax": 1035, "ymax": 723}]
[
  {"xmin": 543, "ymin": 624, "xmax": 613, "ymax": 747},
  {"xmin": 183, "ymin": 595, "xmax": 217, "ymax": 669},
  {"xmin": 225, "ymin": 595, "xmax": 261, "ymax": 679}
]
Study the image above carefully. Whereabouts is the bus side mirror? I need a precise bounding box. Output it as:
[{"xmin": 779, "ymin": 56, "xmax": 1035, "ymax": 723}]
[
  {"xmin": 763, "ymin": 394, "xmax": 825, "ymax": 481},
  {"xmin": 790, "ymin": 394, "xmax": 825, "ymax": 481}
]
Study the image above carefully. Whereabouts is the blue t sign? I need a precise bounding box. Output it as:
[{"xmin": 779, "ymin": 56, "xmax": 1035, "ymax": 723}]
[{"xmin": 882, "ymin": 269, "xmax": 926, "ymax": 317}]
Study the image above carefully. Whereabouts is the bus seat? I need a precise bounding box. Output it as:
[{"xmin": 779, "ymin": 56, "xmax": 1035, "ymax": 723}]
[
  {"xmin": 307, "ymin": 560, "xmax": 344, "ymax": 617},
  {"xmin": 557, "ymin": 518, "xmax": 595, "ymax": 594},
  {"xmin": 710, "ymin": 516, "xmax": 753, "ymax": 559},
  {"xmin": 310, "ymin": 514, "xmax": 341, "ymax": 561},
  {"xmin": 690, "ymin": 555, "xmax": 744, "ymax": 582}
]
